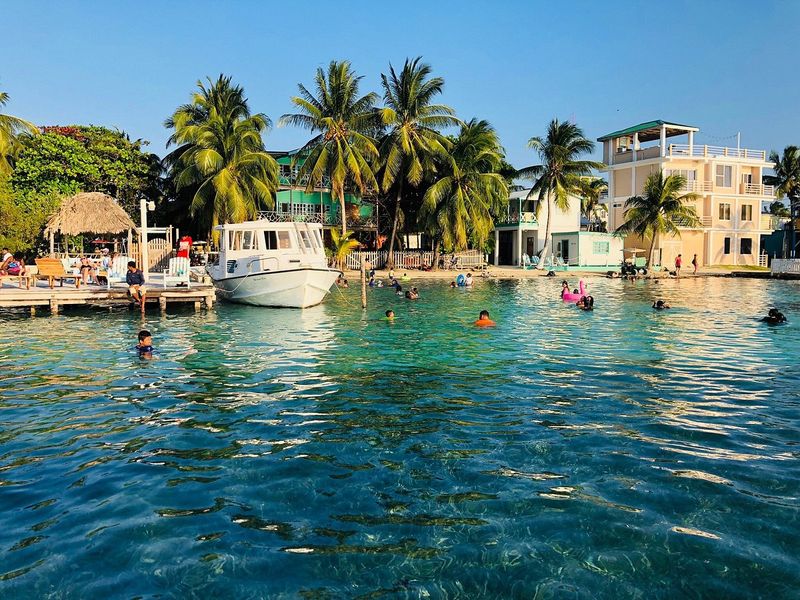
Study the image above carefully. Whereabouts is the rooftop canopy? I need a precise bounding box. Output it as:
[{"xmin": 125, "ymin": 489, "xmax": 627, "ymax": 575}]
[
  {"xmin": 45, "ymin": 192, "xmax": 137, "ymax": 236},
  {"xmin": 597, "ymin": 120, "xmax": 698, "ymax": 143}
]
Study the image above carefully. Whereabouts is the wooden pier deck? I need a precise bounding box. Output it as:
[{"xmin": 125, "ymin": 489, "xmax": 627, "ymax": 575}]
[{"xmin": 0, "ymin": 282, "xmax": 216, "ymax": 314}]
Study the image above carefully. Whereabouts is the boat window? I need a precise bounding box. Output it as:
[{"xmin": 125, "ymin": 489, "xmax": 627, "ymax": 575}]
[
  {"xmin": 277, "ymin": 231, "xmax": 292, "ymax": 249},
  {"xmin": 264, "ymin": 231, "xmax": 278, "ymax": 250},
  {"xmin": 242, "ymin": 230, "xmax": 255, "ymax": 250},
  {"xmin": 299, "ymin": 230, "xmax": 313, "ymax": 251}
]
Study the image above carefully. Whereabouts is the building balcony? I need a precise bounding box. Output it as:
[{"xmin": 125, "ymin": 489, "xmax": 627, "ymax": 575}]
[
  {"xmin": 495, "ymin": 211, "xmax": 538, "ymax": 227},
  {"xmin": 667, "ymin": 144, "xmax": 767, "ymax": 162},
  {"xmin": 760, "ymin": 214, "xmax": 789, "ymax": 231},
  {"xmin": 257, "ymin": 210, "xmax": 376, "ymax": 229},
  {"xmin": 741, "ymin": 183, "xmax": 775, "ymax": 196}
]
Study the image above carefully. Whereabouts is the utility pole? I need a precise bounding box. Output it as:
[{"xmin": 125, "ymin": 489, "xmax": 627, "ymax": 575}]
[{"xmin": 360, "ymin": 256, "xmax": 367, "ymax": 309}]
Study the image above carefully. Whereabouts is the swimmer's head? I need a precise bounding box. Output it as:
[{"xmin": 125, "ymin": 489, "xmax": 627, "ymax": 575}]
[
  {"xmin": 138, "ymin": 329, "xmax": 152, "ymax": 346},
  {"xmin": 479, "ymin": 310, "xmax": 490, "ymax": 320},
  {"xmin": 385, "ymin": 310, "xmax": 395, "ymax": 319}
]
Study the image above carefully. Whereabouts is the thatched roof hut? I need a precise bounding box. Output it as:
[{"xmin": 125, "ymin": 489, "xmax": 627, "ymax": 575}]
[{"xmin": 45, "ymin": 192, "xmax": 137, "ymax": 236}]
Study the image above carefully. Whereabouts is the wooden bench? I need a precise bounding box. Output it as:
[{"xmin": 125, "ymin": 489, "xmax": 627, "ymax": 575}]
[
  {"xmin": 35, "ymin": 258, "xmax": 81, "ymax": 289},
  {"xmin": 0, "ymin": 272, "xmax": 36, "ymax": 289}
]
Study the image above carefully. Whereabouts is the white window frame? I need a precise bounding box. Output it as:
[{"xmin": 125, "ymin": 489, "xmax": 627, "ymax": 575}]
[
  {"xmin": 715, "ymin": 165, "xmax": 732, "ymax": 188},
  {"xmin": 719, "ymin": 203, "xmax": 731, "ymax": 221}
]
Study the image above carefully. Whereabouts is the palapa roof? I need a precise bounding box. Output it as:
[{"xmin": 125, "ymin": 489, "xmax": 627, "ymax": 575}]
[{"xmin": 45, "ymin": 192, "xmax": 136, "ymax": 236}]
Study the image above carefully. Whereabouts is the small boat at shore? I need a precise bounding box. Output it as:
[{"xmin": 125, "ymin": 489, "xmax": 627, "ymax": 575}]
[{"xmin": 206, "ymin": 220, "xmax": 340, "ymax": 308}]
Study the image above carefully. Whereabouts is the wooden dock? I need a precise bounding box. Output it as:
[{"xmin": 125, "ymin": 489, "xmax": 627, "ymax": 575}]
[{"xmin": 0, "ymin": 283, "xmax": 216, "ymax": 314}]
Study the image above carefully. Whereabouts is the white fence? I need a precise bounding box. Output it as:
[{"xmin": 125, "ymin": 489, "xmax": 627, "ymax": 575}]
[
  {"xmin": 771, "ymin": 259, "xmax": 800, "ymax": 274},
  {"xmin": 345, "ymin": 250, "xmax": 485, "ymax": 270}
]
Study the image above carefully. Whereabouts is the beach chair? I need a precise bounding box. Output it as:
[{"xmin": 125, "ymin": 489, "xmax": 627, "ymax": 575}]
[
  {"xmin": 163, "ymin": 257, "xmax": 190, "ymax": 288},
  {"xmin": 104, "ymin": 256, "xmax": 131, "ymax": 288},
  {"xmin": 35, "ymin": 258, "xmax": 81, "ymax": 288},
  {"xmin": 521, "ymin": 254, "xmax": 539, "ymax": 270}
]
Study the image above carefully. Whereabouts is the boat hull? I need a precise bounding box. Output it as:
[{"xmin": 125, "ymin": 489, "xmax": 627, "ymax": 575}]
[{"xmin": 211, "ymin": 268, "xmax": 340, "ymax": 308}]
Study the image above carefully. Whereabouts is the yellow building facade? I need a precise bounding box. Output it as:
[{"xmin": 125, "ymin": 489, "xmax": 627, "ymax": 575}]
[{"xmin": 599, "ymin": 120, "xmax": 774, "ymax": 267}]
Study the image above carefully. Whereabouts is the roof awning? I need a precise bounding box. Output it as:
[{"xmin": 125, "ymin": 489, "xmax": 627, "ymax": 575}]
[{"xmin": 598, "ymin": 120, "xmax": 698, "ymax": 143}]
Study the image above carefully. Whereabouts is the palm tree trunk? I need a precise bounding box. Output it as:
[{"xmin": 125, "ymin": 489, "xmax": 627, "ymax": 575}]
[
  {"xmin": 339, "ymin": 190, "xmax": 347, "ymax": 236},
  {"xmin": 386, "ymin": 182, "xmax": 403, "ymax": 269},
  {"xmin": 536, "ymin": 196, "xmax": 554, "ymax": 269},
  {"xmin": 647, "ymin": 231, "xmax": 657, "ymax": 268},
  {"xmin": 431, "ymin": 235, "xmax": 442, "ymax": 271}
]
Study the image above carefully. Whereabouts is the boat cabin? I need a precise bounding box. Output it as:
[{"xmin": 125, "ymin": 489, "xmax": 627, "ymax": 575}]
[{"xmin": 210, "ymin": 221, "xmax": 328, "ymax": 279}]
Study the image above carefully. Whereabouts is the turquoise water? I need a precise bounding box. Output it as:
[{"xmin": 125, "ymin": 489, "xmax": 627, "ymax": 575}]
[{"xmin": 1, "ymin": 277, "xmax": 798, "ymax": 598}]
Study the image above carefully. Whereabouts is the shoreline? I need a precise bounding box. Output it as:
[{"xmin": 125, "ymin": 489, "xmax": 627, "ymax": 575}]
[{"xmin": 340, "ymin": 266, "xmax": 754, "ymax": 280}]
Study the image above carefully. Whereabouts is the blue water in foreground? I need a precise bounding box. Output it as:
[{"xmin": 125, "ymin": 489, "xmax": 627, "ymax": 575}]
[{"xmin": 1, "ymin": 277, "xmax": 799, "ymax": 599}]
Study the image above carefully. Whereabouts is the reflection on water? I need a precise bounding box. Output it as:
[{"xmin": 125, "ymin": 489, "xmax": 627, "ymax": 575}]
[{"xmin": 1, "ymin": 277, "xmax": 799, "ymax": 598}]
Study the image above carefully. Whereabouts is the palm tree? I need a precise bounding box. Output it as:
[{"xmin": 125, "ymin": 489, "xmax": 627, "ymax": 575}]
[
  {"xmin": 615, "ymin": 171, "xmax": 700, "ymax": 267},
  {"xmin": 280, "ymin": 61, "xmax": 380, "ymax": 235},
  {"xmin": 165, "ymin": 75, "xmax": 278, "ymax": 236},
  {"xmin": 578, "ymin": 177, "xmax": 608, "ymax": 231},
  {"xmin": 420, "ymin": 119, "xmax": 508, "ymax": 264},
  {"xmin": 378, "ymin": 57, "xmax": 459, "ymax": 268},
  {"xmin": 0, "ymin": 90, "xmax": 38, "ymax": 175},
  {"xmin": 329, "ymin": 227, "xmax": 360, "ymax": 270},
  {"xmin": 517, "ymin": 119, "xmax": 604, "ymax": 268},
  {"xmin": 763, "ymin": 146, "xmax": 800, "ymax": 256}
]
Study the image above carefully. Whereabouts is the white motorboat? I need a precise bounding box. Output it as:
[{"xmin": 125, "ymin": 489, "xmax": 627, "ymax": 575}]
[{"xmin": 207, "ymin": 220, "xmax": 341, "ymax": 308}]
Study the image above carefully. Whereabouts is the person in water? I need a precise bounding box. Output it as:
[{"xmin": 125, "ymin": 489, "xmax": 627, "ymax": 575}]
[
  {"xmin": 653, "ymin": 299, "xmax": 671, "ymax": 310},
  {"xmin": 450, "ymin": 281, "xmax": 457, "ymax": 288},
  {"xmin": 368, "ymin": 276, "xmax": 375, "ymax": 287},
  {"xmin": 409, "ymin": 287, "xmax": 419, "ymax": 299},
  {"xmin": 560, "ymin": 281, "xmax": 569, "ymax": 298},
  {"xmin": 763, "ymin": 308, "xmax": 787, "ymax": 324},
  {"xmin": 401, "ymin": 272, "xmax": 410, "ymax": 281},
  {"xmin": 465, "ymin": 272, "xmax": 474, "ymax": 287},
  {"xmin": 577, "ymin": 295, "xmax": 594, "ymax": 311},
  {"xmin": 385, "ymin": 309, "xmax": 395, "ymax": 321},
  {"xmin": 136, "ymin": 329, "xmax": 154, "ymax": 357},
  {"xmin": 475, "ymin": 310, "xmax": 496, "ymax": 326}
]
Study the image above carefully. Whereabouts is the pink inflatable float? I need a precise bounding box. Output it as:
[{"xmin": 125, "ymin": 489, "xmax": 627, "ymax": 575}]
[{"xmin": 561, "ymin": 280, "xmax": 586, "ymax": 303}]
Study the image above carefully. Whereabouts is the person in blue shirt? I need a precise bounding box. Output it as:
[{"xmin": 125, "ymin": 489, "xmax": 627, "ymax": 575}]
[{"xmin": 126, "ymin": 261, "xmax": 146, "ymax": 311}]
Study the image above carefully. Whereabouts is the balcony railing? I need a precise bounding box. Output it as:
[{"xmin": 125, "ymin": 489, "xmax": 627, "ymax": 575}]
[
  {"xmin": 681, "ymin": 180, "xmax": 714, "ymax": 193},
  {"xmin": 256, "ymin": 210, "xmax": 376, "ymax": 229},
  {"xmin": 668, "ymin": 144, "xmax": 767, "ymax": 161},
  {"xmin": 741, "ymin": 183, "xmax": 775, "ymax": 196},
  {"xmin": 760, "ymin": 214, "xmax": 789, "ymax": 231},
  {"xmin": 496, "ymin": 211, "xmax": 538, "ymax": 226}
]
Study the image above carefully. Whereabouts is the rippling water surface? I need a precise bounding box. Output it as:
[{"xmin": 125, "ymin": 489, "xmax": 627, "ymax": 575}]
[{"xmin": 1, "ymin": 277, "xmax": 799, "ymax": 598}]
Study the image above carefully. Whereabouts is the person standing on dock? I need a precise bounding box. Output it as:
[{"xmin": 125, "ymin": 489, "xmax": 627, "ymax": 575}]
[
  {"xmin": 692, "ymin": 253, "xmax": 699, "ymax": 275},
  {"xmin": 126, "ymin": 261, "xmax": 147, "ymax": 312},
  {"xmin": 675, "ymin": 254, "xmax": 682, "ymax": 277}
]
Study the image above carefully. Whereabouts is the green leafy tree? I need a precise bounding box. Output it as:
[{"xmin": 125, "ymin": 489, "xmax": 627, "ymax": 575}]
[
  {"xmin": 768, "ymin": 200, "xmax": 790, "ymax": 217},
  {"xmin": 329, "ymin": 227, "xmax": 360, "ymax": 270},
  {"xmin": 378, "ymin": 57, "xmax": 458, "ymax": 268},
  {"xmin": 0, "ymin": 175, "xmax": 61, "ymax": 252},
  {"xmin": 615, "ymin": 171, "xmax": 700, "ymax": 267},
  {"xmin": 763, "ymin": 146, "xmax": 800, "ymax": 256},
  {"xmin": 577, "ymin": 177, "xmax": 608, "ymax": 231},
  {"xmin": 165, "ymin": 75, "xmax": 278, "ymax": 237},
  {"xmin": 11, "ymin": 125, "xmax": 161, "ymax": 215},
  {"xmin": 0, "ymin": 89, "xmax": 38, "ymax": 175},
  {"xmin": 517, "ymin": 119, "xmax": 604, "ymax": 267},
  {"xmin": 280, "ymin": 61, "xmax": 380, "ymax": 235},
  {"xmin": 420, "ymin": 119, "xmax": 508, "ymax": 266}
]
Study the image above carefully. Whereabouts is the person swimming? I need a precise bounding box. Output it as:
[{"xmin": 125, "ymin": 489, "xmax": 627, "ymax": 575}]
[
  {"xmin": 560, "ymin": 280, "xmax": 569, "ymax": 298},
  {"xmin": 653, "ymin": 299, "xmax": 671, "ymax": 310},
  {"xmin": 385, "ymin": 309, "xmax": 395, "ymax": 321},
  {"xmin": 577, "ymin": 295, "xmax": 594, "ymax": 311},
  {"xmin": 136, "ymin": 329, "xmax": 154, "ymax": 357},
  {"xmin": 763, "ymin": 308, "xmax": 787, "ymax": 324},
  {"xmin": 475, "ymin": 310, "xmax": 496, "ymax": 326}
]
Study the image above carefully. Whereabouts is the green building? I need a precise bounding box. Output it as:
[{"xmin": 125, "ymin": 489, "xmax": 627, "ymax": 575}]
[{"xmin": 268, "ymin": 150, "xmax": 378, "ymax": 243}]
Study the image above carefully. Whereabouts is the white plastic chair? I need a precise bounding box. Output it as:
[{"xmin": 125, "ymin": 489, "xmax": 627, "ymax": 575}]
[{"xmin": 163, "ymin": 257, "xmax": 190, "ymax": 288}]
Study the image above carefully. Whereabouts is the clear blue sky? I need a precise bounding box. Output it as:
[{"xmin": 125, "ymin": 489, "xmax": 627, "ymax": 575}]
[{"xmin": 2, "ymin": 0, "xmax": 798, "ymax": 167}]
